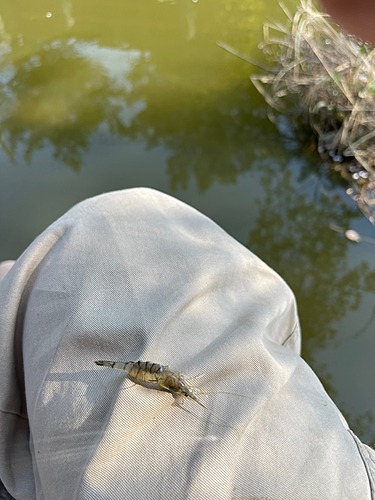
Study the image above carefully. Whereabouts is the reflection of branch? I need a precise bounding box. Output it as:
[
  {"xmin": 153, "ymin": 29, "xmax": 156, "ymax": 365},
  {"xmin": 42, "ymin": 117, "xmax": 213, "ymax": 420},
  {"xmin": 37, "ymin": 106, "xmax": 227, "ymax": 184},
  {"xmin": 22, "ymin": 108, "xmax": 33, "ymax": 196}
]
[
  {"xmin": 0, "ymin": 135, "xmax": 15, "ymax": 164},
  {"xmin": 353, "ymin": 305, "xmax": 375, "ymax": 340},
  {"xmin": 334, "ymin": 305, "xmax": 375, "ymax": 347},
  {"xmin": 313, "ymin": 175, "xmax": 321, "ymax": 202}
]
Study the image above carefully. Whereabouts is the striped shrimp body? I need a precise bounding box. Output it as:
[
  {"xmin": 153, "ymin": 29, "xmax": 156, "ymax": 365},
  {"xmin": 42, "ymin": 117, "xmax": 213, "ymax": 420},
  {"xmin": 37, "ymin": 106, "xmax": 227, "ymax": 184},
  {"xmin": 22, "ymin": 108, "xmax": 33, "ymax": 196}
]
[
  {"xmin": 94, "ymin": 360, "xmax": 207, "ymax": 408},
  {"xmin": 95, "ymin": 359, "xmax": 240, "ymax": 434}
]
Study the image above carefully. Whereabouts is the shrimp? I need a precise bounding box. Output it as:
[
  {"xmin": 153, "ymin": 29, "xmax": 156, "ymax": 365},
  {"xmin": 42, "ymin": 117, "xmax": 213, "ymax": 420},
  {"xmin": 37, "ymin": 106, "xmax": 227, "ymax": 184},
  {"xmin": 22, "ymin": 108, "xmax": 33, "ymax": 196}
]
[{"xmin": 94, "ymin": 359, "xmax": 240, "ymax": 435}]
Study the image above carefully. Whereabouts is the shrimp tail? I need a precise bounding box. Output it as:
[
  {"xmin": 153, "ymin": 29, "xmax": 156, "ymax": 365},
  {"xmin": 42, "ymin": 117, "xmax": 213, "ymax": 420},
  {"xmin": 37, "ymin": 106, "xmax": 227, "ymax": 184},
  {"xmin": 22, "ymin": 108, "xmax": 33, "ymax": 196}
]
[{"xmin": 95, "ymin": 360, "xmax": 129, "ymax": 371}]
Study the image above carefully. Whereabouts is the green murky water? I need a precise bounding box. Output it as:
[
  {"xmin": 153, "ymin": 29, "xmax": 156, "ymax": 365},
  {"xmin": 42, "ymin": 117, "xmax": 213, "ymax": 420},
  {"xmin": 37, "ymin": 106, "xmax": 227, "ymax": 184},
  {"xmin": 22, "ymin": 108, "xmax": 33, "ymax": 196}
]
[{"xmin": 0, "ymin": 0, "xmax": 374, "ymax": 445}]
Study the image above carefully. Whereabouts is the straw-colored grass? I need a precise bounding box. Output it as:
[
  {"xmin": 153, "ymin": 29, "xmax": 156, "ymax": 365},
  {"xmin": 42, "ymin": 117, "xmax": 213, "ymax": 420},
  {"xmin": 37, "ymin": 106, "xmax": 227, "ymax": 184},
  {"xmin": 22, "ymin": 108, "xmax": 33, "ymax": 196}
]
[{"xmin": 219, "ymin": 0, "xmax": 375, "ymax": 224}]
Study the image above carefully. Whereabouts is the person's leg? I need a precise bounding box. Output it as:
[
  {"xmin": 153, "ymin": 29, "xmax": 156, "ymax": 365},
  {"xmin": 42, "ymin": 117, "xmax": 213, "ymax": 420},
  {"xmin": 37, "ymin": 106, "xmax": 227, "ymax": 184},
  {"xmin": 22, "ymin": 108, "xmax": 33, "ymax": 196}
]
[{"xmin": 0, "ymin": 189, "xmax": 373, "ymax": 500}]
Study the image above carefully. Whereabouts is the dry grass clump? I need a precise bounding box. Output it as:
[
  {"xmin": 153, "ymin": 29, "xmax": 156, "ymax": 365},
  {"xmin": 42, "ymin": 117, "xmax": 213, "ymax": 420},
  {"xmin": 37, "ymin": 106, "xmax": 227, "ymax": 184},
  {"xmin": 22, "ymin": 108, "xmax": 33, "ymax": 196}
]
[{"xmin": 221, "ymin": 0, "xmax": 375, "ymax": 223}]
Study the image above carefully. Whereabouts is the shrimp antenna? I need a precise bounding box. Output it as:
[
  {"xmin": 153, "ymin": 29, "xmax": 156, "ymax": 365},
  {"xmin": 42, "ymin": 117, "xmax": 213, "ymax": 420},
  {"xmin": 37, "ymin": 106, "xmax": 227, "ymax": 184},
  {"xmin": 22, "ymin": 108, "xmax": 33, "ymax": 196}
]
[
  {"xmin": 210, "ymin": 391, "xmax": 253, "ymax": 400},
  {"xmin": 192, "ymin": 398, "xmax": 241, "ymax": 437}
]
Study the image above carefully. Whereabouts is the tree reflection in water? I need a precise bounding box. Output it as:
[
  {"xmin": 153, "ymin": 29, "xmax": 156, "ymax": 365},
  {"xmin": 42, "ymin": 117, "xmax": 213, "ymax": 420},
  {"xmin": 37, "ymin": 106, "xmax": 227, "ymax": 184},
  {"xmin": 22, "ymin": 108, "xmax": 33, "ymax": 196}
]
[
  {"xmin": 248, "ymin": 157, "xmax": 375, "ymax": 446},
  {"xmin": 0, "ymin": 40, "xmax": 151, "ymax": 169},
  {"xmin": 0, "ymin": 35, "xmax": 276, "ymax": 188}
]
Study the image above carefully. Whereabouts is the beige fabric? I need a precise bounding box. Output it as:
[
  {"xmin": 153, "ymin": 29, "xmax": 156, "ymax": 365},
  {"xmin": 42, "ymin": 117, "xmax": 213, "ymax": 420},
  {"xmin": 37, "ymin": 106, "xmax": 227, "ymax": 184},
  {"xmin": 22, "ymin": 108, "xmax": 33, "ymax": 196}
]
[
  {"xmin": 0, "ymin": 188, "xmax": 374, "ymax": 500},
  {"xmin": 0, "ymin": 262, "xmax": 15, "ymax": 283}
]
